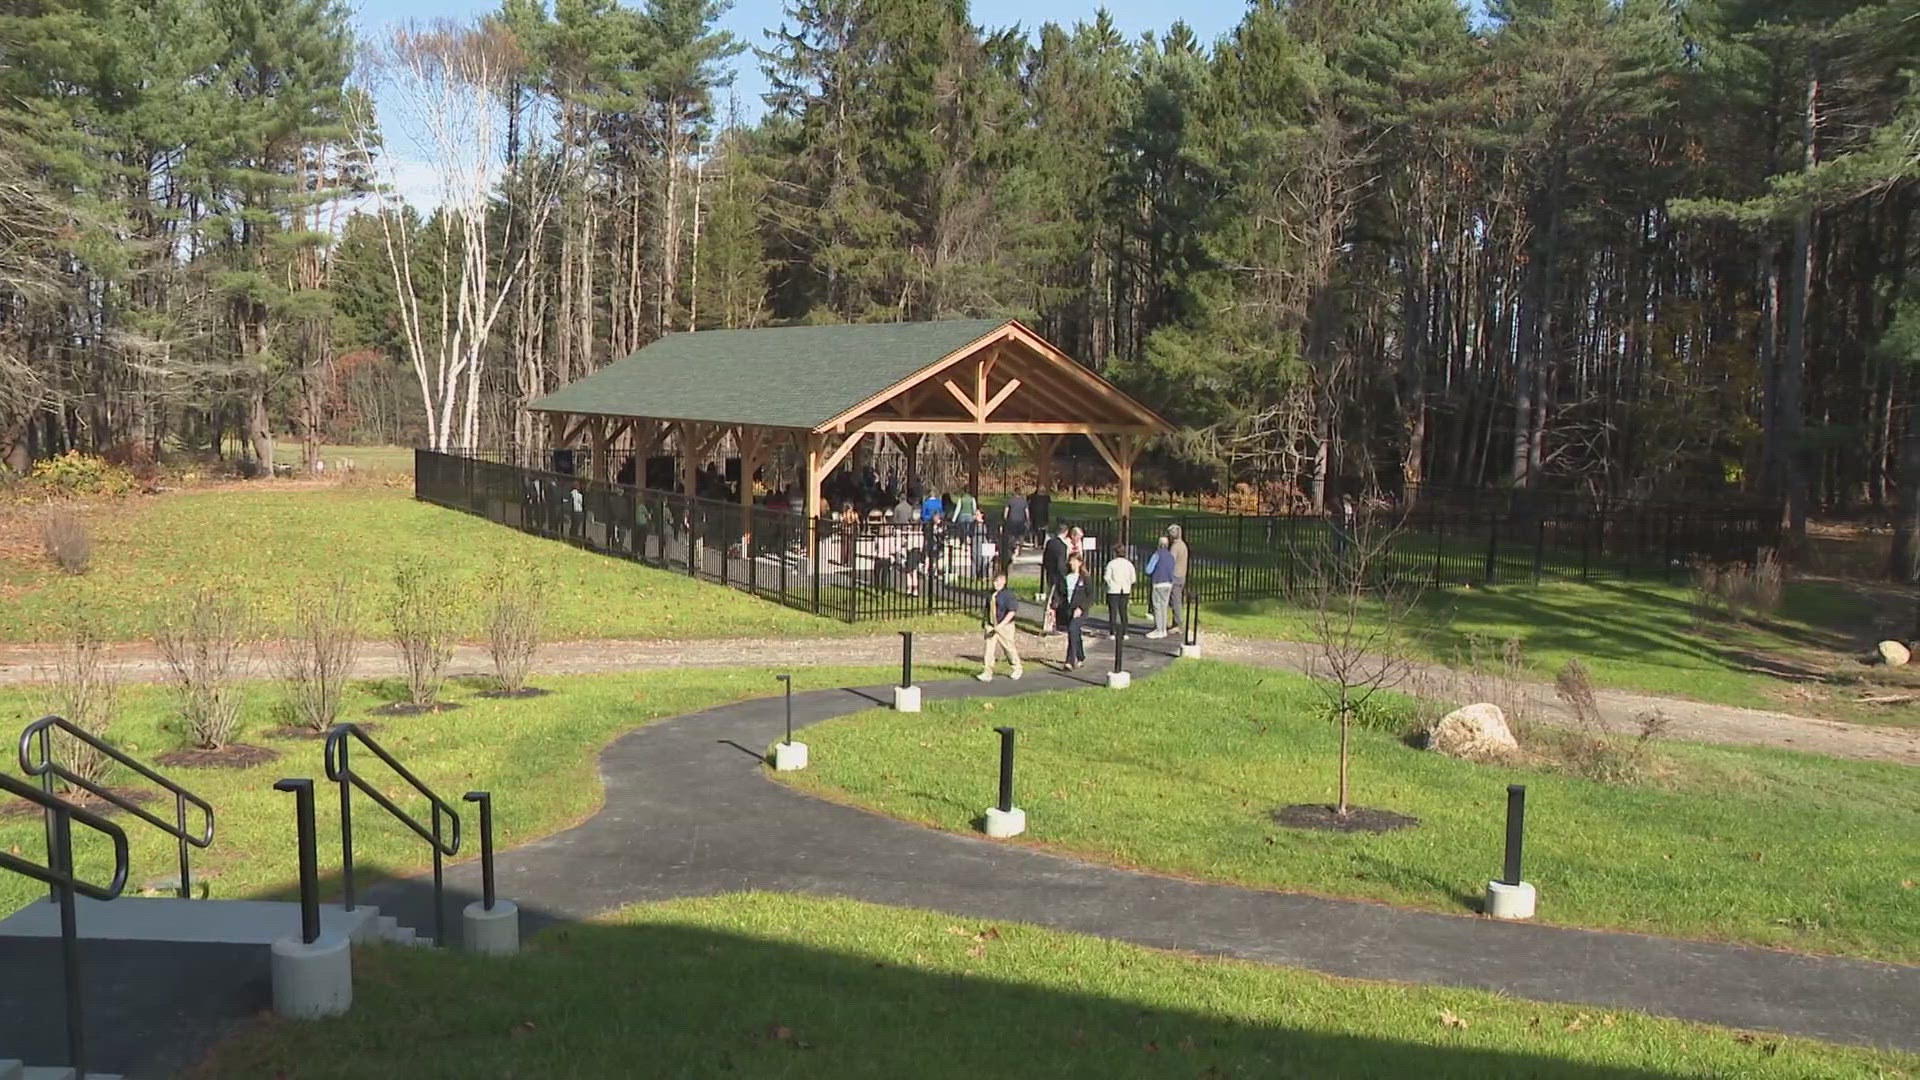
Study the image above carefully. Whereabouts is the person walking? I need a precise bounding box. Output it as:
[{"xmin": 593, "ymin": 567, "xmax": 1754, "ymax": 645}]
[
  {"xmin": 955, "ymin": 489, "xmax": 978, "ymax": 541},
  {"xmin": 1029, "ymin": 488, "xmax": 1052, "ymax": 544},
  {"xmin": 1102, "ymin": 543, "xmax": 1137, "ymax": 641},
  {"xmin": 1041, "ymin": 523, "xmax": 1071, "ymax": 631},
  {"xmin": 1145, "ymin": 536, "xmax": 1175, "ymax": 637},
  {"xmin": 1058, "ymin": 553, "xmax": 1090, "ymax": 669},
  {"xmin": 978, "ymin": 571, "xmax": 1023, "ymax": 682},
  {"xmin": 1004, "ymin": 490, "xmax": 1029, "ymax": 553},
  {"xmin": 1167, "ymin": 524, "xmax": 1190, "ymax": 629},
  {"xmin": 921, "ymin": 489, "xmax": 943, "ymax": 523}
]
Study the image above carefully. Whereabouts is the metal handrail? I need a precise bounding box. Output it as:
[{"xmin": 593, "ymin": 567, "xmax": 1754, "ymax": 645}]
[
  {"xmin": 20, "ymin": 714, "xmax": 215, "ymax": 900},
  {"xmin": 324, "ymin": 722, "xmax": 462, "ymax": 946},
  {"xmin": 0, "ymin": 772, "xmax": 130, "ymax": 901},
  {"xmin": 1, "ymin": 771, "xmax": 130, "ymax": 1080}
]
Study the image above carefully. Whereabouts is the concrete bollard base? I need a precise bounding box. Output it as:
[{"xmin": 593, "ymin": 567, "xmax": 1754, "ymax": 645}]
[
  {"xmin": 1105, "ymin": 670, "xmax": 1131, "ymax": 689},
  {"xmin": 1484, "ymin": 880, "xmax": 1537, "ymax": 920},
  {"xmin": 1180, "ymin": 642, "xmax": 1202, "ymax": 658},
  {"xmin": 893, "ymin": 685, "xmax": 921, "ymax": 712},
  {"xmin": 463, "ymin": 899, "xmax": 520, "ymax": 956},
  {"xmin": 772, "ymin": 740, "xmax": 809, "ymax": 771},
  {"xmin": 271, "ymin": 931, "xmax": 352, "ymax": 1019},
  {"xmin": 983, "ymin": 806, "xmax": 1026, "ymax": 838}
]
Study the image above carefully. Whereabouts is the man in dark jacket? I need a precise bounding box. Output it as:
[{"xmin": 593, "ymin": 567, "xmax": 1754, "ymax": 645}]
[
  {"xmin": 1040, "ymin": 523, "xmax": 1070, "ymax": 633},
  {"xmin": 1029, "ymin": 489, "xmax": 1052, "ymax": 545}
]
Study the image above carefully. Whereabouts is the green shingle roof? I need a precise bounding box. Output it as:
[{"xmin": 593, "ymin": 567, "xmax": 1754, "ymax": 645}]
[{"xmin": 528, "ymin": 318, "xmax": 1011, "ymax": 430}]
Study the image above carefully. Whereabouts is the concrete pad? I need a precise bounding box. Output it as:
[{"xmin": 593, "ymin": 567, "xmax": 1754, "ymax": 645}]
[
  {"xmin": 463, "ymin": 900, "xmax": 520, "ymax": 956},
  {"xmin": 983, "ymin": 806, "xmax": 1026, "ymax": 838},
  {"xmin": 772, "ymin": 740, "xmax": 809, "ymax": 771},
  {"xmin": 0, "ymin": 898, "xmax": 375, "ymax": 946},
  {"xmin": 1180, "ymin": 643, "xmax": 1202, "ymax": 658},
  {"xmin": 1485, "ymin": 880, "xmax": 1537, "ymax": 920},
  {"xmin": 1105, "ymin": 670, "xmax": 1131, "ymax": 689},
  {"xmin": 271, "ymin": 932, "xmax": 352, "ymax": 1019},
  {"xmin": 893, "ymin": 685, "xmax": 921, "ymax": 712}
]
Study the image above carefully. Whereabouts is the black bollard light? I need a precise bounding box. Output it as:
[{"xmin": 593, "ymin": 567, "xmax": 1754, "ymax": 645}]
[
  {"xmin": 1502, "ymin": 784, "xmax": 1526, "ymax": 887},
  {"xmin": 899, "ymin": 630, "xmax": 914, "ymax": 689},
  {"xmin": 1111, "ymin": 611, "xmax": 1125, "ymax": 674},
  {"xmin": 995, "ymin": 726, "xmax": 1016, "ymax": 813},
  {"xmin": 777, "ymin": 673, "xmax": 793, "ymax": 746},
  {"xmin": 272, "ymin": 778, "xmax": 321, "ymax": 945}
]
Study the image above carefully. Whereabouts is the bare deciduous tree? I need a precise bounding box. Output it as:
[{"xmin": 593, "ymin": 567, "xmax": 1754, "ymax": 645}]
[
  {"xmin": 1291, "ymin": 508, "xmax": 1428, "ymax": 816},
  {"xmin": 388, "ymin": 557, "xmax": 461, "ymax": 708},
  {"xmin": 349, "ymin": 18, "xmax": 561, "ymax": 452},
  {"xmin": 483, "ymin": 557, "xmax": 545, "ymax": 694}
]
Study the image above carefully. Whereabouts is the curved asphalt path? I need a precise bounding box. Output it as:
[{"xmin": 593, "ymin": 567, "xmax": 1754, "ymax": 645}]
[{"xmin": 364, "ymin": 635, "xmax": 1920, "ymax": 1055}]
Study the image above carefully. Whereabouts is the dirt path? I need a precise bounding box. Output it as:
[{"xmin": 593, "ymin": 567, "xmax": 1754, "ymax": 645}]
[
  {"xmin": 2, "ymin": 632, "xmax": 1914, "ymax": 766},
  {"xmin": 1205, "ymin": 635, "xmax": 1920, "ymax": 767}
]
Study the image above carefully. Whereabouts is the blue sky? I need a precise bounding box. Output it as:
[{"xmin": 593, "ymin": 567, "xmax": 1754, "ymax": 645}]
[{"xmin": 351, "ymin": 0, "xmax": 1257, "ymax": 122}]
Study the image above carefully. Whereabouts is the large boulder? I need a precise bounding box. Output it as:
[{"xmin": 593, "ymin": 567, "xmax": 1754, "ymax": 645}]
[
  {"xmin": 1876, "ymin": 640, "xmax": 1910, "ymax": 666},
  {"xmin": 1426, "ymin": 702, "xmax": 1519, "ymax": 761}
]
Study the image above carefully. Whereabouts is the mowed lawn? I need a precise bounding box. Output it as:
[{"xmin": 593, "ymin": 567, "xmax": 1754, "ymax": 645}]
[
  {"xmin": 783, "ymin": 662, "xmax": 1920, "ymax": 962},
  {"xmin": 1204, "ymin": 576, "xmax": 1919, "ymax": 724},
  {"xmin": 1, "ymin": 483, "xmax": 901, "ymax": 643},
  {"xmin": 0, "ymin": 664, "xmax": 957, "ymax": 918},
  {"xmin": 189, "ymin": 892, "xmax": 1917, "ymax": 1080}
]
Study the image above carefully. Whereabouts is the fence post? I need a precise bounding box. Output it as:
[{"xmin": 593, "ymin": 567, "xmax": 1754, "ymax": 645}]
[
  {"xmin": 810, "ymin": 517, "xmax": 821, "ymax": 615},
  {"xmin": 1484, "ymin": 520, "xmax": 1499, "ymax": 585},
  {"xmin": 1664, "ymin": 516, "xmax": 1678, "ymax": 583},
  {"xmin": 1533, "ymin": 519, "xmax": 1546, "ymax": 585},
  {"xmin": 1233, "ymin": 515, "xmax": 1245, "ymax": 601}
]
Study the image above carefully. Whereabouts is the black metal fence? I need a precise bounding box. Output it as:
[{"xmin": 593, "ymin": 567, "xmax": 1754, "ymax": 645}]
[{"xmin": 417, "ymin": 450, "xmax": 1779, "ymax": 621}]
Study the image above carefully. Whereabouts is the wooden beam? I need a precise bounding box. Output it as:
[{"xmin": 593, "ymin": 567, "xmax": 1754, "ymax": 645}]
[
  {"xmin": 847, "ymin": 420, "xmax": 1157, "ymax": 436},
  {"xmin": 981, "ymin": 378, "xmax": 1022, "ymax": 419},
  {"xmin": 817, "ymin": 428, "xmax": 869, "ymax": 478},
  {"xmin": 941, "ymin": 378, "xmax": 980, "ymax": 419}
]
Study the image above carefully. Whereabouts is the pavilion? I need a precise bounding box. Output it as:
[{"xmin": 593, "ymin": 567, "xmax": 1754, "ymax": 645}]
[{"xmin": 526, "ymin": 318, "xmax": 1172, "ymax": 525}]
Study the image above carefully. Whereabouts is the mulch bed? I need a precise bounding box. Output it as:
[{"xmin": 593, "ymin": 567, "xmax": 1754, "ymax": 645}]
[
  {"xmin": 1271, "ymin": 803, "xmax": 1421, "ymax": 834},
  {"xmin": 0, "ymin": 786, "xmax": 156, "ymax": 819},
  {"xmin": 477, "ymin": 686, "xmax": 551, "ymax": 700},
  {"xmin": 155, "ymin": 744, "xmax": 281, "ymax": 770},
  {"xmin": 369, "ymin": 701, "xmax": 465, "ymax": 717}
]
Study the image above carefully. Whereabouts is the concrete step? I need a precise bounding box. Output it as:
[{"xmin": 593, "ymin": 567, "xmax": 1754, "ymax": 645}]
[
  {"xmin": 373, "ymin": 914, "xmax": 398, "ymax": 939},
  {"xmin": 0, "ymin": 1058, "xmax": 17, "ymax": 1080},
  {"xmin": 0, "ymin": 898, "xmax": 375, "ymax": 947}
]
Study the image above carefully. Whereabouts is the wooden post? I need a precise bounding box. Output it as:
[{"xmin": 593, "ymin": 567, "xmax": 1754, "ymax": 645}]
[
  {"xmin": 736, "ymin": 425, "xmax": 765, "ymax": 548},
  {"xmin": 679, "ymin": 421, "xmax": 703, "ymax": 500},
  {"xmin": 897, "ymin": 432, "xmax": 923, "ymax": 494},
  {"xmin": 588, "ymin": 418, "xmax": 611, "ymax": 482}
]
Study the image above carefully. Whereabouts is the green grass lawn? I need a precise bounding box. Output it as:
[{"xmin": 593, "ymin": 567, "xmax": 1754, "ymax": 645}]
[
  {"xmin": 1203, "ymin": 577, "xmax": 1918, "ymax": 724},
  {"xmin": 0, "ymin": 664, "xmax": 961, "ymax": 918},
  {"xmin": 782, "ymin": 661, "xmax": 1920, "ymax": 962},
  {"xmin": 186, "ymin": 892, "xmax": 1916, "ymax": 1079},
  {"xmin": 1, "ymin": 484, "xmax": 942, "ymax": 643}
]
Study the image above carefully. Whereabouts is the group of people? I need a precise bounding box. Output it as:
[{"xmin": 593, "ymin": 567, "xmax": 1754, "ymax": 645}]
[{"xmin": 980, "ymin": 522, "xmax": 1189, "ymax": 679}]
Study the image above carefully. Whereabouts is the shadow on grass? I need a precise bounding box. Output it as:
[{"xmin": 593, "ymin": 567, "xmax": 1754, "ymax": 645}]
[{"xmin": 179, "ymin": 877, "xmax": 1701, "ymax": 1080}]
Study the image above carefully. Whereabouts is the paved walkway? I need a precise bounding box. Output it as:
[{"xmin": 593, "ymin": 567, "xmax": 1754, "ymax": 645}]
[
  {"xmin": 2, "ymin": 629, "xmax": 1914, "ymax": 765},
  {"xmin": 360, "ymin": 638, "xmax": 1919, "ymax": 1054}
]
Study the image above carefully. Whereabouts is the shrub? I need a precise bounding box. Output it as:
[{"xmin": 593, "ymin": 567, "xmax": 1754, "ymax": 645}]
[
  {"xmin": 388, "ymin": 557, "xmax": 461, "ymax": 708},
  {"xmin": 279, "ymin": 576, "xmax": 360, "ymax": 733},
  {"xmin": 28, "ymin": 451, "xmax": 136, "ymax": 496},
  {"xmin": 44, "ymin": 620, "xmax": 119, "ymax": 793},
  {"xmin": 40, "ymin": 509, "xmax": 92, "ymax": 574},
  {"xmin": 153, "ymin": 584, "xmax": 255, "ymax": 750},
  {"xmin": 1691, "ymin": 549, "xmax": 1786, "ymax": 624},
  {"xmin": 483, "ymin": 557, "xmax": 546, "ymax": 694},
  {"xmin": 1550, "ymin": 658, "xmax": 1668, "ymax": 784}
]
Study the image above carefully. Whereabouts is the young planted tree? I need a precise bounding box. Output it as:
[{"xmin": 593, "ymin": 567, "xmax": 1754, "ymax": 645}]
[{"xmin": 1289, "ymin": 507, "xmax": 1426, "ymax": 818}]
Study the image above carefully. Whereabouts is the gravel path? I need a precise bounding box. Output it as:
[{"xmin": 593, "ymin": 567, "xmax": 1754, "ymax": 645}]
[{"xmin": 2, "ymin": 630, "xmax": 1914, "ymax": 765}]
